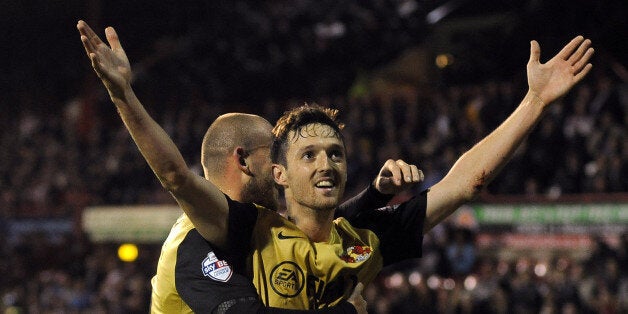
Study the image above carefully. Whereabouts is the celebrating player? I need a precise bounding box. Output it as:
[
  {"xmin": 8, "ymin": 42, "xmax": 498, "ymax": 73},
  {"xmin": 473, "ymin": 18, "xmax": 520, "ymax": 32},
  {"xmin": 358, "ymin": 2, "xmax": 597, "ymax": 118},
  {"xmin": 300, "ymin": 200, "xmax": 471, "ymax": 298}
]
[
  {"xmin": 77, "ymin": 20, "xmax": 420, "ymax": 313},
  {"xmin": 78, "ymin": 18, "xmax": 593, "ymax": 311}
]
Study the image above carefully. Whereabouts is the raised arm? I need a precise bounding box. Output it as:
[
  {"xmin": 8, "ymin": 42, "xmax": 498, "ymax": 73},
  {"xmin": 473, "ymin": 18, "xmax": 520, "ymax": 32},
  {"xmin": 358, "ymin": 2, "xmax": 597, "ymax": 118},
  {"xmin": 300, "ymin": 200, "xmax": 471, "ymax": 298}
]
[
  {"xmin": 77, "ymin": 20, "xmax": 230, "ymax": 247},
  {"xmin": 425, "ymin": 36, "xmax": 594, "ymax": 233}
]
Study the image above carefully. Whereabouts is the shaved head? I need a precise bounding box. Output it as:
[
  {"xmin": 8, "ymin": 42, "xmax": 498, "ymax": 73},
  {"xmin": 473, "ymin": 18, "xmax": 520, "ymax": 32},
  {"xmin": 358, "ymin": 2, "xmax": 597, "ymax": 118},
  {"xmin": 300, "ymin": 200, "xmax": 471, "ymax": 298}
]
[{"xmin": 201, "ymin": 113, "xmax": 273, "ymax": 180}]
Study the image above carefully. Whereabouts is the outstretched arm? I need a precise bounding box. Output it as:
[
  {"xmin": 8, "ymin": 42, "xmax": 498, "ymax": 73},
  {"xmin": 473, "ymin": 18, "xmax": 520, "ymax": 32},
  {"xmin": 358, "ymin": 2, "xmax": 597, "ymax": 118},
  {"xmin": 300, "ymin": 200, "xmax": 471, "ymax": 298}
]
[
  {"xmin": 77, "ymin": 20, "xmax": 230, "ymax": 247},
  {"xmin": 425, "ymin": 36, "xmax": 594, "ymax": 233}
]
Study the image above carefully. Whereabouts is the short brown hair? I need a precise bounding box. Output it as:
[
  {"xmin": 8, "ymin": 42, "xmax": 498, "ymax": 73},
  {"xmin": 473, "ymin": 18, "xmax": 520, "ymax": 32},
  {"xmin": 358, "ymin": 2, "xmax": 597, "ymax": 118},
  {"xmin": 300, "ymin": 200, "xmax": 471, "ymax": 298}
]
[{"xmin": 271, "ymin": 103, "xmax": 345, "ymax": 166}]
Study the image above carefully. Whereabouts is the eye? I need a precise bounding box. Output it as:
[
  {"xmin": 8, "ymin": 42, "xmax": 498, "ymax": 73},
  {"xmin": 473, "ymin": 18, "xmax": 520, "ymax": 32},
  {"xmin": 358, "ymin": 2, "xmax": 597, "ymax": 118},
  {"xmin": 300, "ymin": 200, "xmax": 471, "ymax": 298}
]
[
  {"xmin": 329, "ymin": 149, "xmax": 344, "ymax": 162},
  {"xmin": 302, "ymin": 151, "xmax": 315, "ymax": 160}
]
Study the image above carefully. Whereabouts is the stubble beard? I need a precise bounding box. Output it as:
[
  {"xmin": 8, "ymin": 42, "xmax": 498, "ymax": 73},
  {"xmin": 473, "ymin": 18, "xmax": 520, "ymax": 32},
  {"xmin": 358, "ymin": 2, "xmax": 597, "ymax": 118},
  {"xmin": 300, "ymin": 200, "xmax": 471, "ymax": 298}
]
[
  {"xmin": 299, "ymin": 187, "xmax": 342, "ymax": 212},
  {"xmin": 241, "ymin": 174, "xmax": 279, "ymax": 211}
]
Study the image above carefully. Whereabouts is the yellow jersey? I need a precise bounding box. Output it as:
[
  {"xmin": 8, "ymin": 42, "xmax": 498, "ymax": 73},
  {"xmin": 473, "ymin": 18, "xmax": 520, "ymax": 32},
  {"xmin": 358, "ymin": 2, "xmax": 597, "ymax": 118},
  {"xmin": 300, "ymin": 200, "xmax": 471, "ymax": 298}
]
[
  {"xmin": 228, "ymin": 192, "xmax": 427, "ymax": 310},
  {"xmin": 150, "ymin": 189, "xmax": 427, "ymax": 312},
  {"xmin": 150, "ymin": 214, "xmax": 260, "ymax": 313}
]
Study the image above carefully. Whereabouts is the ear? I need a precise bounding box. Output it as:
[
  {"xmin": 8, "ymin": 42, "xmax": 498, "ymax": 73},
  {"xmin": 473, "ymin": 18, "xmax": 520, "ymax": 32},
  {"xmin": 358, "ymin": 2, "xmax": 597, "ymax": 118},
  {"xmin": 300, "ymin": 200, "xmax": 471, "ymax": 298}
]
[
  {"xmin": 272, "ymin": 163, "xmax": 288, "ymax": 186},
  {"xmin": 234, "ymin": 147, "xmax": 252, "ymax": 175}
]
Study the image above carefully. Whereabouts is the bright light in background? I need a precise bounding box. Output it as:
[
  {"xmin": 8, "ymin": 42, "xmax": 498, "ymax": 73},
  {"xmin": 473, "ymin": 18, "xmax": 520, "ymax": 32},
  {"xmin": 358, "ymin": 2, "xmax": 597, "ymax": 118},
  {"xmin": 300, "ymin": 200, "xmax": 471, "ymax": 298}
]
[
  {"xmin": 436, "ymin": 54, "xmax": 454, "ymax": 68},
  {"xmin": 409, "ymin": 271, "xmax": 422, "ymax": 286},
  {"xmin": 443, "ymin": 278, "xmax": 456, "ymax": 290},
  {"xmin": 427, "ymin": 275, "xmax": 440, "ymax": 289},
  {"xmin": 534, "ymin": 263, "xmax": 548, "ymax": 277},
  {"xmin": 464, "ymin": 275, "xmax": 477, "ymax": 290},
  {"xmin": 385, "ymin": 272, "xmax": 404, "ymax": 289},
  {"xmin": 118, "ymin": 243, "xmax": 139, "ymax": 262}
]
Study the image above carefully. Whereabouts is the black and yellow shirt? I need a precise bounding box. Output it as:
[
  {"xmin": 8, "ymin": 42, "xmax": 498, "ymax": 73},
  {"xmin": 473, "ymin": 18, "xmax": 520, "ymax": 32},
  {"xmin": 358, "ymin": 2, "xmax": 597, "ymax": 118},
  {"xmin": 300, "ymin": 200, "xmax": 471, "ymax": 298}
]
[
  {"xmin": 150, "ymin": 214, "xmax": 262, "ymax": 313},
  {"xmin": 150, "ymin": 187, "xmax": 426, "ymax": 312},
  {"xmin": 228, "ymin": 191, "xmax": 427, "ymax": 310}
]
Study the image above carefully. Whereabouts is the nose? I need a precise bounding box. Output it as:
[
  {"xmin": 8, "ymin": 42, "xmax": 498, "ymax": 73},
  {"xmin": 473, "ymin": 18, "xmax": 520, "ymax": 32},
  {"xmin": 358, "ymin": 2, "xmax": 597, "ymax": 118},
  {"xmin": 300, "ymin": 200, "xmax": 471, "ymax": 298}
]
[{"xmin": 315, "ymin": 152, "xmax": 333, "ymax": 171}]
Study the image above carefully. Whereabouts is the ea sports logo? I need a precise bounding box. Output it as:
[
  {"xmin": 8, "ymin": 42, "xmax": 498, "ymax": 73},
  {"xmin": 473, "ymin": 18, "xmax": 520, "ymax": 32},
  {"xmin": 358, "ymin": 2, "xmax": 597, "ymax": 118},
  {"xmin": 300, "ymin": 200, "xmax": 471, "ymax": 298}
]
[{"xmin": 270, "ymin": 261, "xmax": 305, "ymax": 297}]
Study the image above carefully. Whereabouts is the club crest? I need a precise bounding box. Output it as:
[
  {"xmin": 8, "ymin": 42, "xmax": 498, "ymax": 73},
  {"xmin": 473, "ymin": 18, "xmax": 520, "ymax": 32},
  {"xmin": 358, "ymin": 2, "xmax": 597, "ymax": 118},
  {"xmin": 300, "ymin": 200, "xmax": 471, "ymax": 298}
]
[
  {"xmin": 201, "ymin": 251, "xmax": 233, "ymax": 282},
  {"xmin": 340, "ymin": 245, "xmax": 372, "ymax": 263}
]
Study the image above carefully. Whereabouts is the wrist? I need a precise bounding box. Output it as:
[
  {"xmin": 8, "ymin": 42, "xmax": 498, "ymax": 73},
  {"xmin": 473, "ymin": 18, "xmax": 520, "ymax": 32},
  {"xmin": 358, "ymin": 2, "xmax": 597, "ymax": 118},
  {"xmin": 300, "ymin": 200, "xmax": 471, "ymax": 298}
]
[
  {"xmin": 109, "ymin": 83, "xmax": 134, "ymax": 102},
  {"xmin": 369, "ymin": 181, "xmax": 393, "ymax": 199},
  {"xmin": 525, "ymin": 90, "xmax": 547, "ymax": 109}
]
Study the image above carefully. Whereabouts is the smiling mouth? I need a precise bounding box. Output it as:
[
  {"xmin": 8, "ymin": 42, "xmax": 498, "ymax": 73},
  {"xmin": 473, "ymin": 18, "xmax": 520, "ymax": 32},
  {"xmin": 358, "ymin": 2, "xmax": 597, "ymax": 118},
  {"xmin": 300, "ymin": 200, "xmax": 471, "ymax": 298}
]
[{"xmin": 315, "ymin": 180, "xmax": 335, "ymax": 189}]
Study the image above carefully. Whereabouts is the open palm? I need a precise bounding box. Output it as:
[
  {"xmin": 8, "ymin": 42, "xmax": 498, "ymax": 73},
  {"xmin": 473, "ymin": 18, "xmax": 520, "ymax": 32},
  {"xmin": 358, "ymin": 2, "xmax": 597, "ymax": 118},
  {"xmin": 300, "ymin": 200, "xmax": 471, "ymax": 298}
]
[
  {"xmin": 78, "ymin": 20, "xmax": 131, "ymax": 97},
  {"xmin": 527, "ymin": 36, "xmax": 594, "ymax": 106}
]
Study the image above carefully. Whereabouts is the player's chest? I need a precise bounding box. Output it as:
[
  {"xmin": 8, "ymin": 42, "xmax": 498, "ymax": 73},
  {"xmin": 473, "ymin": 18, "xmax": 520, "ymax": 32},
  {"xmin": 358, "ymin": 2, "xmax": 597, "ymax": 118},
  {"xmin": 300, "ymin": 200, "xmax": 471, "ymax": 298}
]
[{"xmin": 253, "ymin": 227, "xmax": 381, "ymax": 307}]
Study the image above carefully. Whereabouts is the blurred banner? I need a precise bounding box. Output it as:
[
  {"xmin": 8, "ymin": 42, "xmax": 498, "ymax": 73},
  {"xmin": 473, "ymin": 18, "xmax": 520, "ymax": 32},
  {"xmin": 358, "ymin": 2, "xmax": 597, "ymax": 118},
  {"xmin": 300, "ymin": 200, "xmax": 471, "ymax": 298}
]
[
  {"xmin": 82, "ymin": 205, "xmax": 182, "ymax": 243},
  {"xmin": 473, "ymin": 203, "xmax": 628, "ymax": 234},
  {"xmin": 450, "ymin": 202, "xmax": 628, "ymax": 255}
]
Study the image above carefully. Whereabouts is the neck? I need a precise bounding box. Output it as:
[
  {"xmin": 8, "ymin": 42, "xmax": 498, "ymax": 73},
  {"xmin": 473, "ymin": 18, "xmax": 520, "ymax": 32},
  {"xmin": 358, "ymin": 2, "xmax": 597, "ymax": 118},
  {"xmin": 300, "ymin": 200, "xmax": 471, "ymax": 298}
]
[
  {"xmin": 286, "ymin": 203, "xmax": 335, "ymax": 242},
  {"xmin": 209, "ymin": 171, "xmax": 244, "ymax": 202}
]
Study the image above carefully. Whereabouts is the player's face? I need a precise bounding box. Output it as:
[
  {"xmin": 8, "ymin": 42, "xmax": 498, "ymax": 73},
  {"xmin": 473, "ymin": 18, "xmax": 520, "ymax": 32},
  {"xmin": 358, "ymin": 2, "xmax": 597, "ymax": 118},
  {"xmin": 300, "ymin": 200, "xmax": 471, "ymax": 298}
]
[
  {"xmin": 241, "ymin": 144, "xmax": 279, "ymax": 210},
  {"xmin": 283, "ymin": 123, "xmax": 347, "ymax": 211}
]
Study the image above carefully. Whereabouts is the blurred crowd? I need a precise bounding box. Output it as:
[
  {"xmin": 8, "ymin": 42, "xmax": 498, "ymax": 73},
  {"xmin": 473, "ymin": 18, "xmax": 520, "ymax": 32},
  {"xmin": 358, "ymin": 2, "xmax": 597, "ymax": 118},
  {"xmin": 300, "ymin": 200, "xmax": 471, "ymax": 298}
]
[
  {"xmin": 365, "ymin": 228, "xmax": 628, "ymax": 313},
  {"xmin": 1, "ymin": 0, "xmax": 627, "ymax": 313},
  {"xmin": 1, "ymin": 226, "xmax": 626, "ymax": 313},
  {"xmin": 0, "ymin": 233, "xmax": 157, "ymax": 313},
  {"xmin": 1, "ymin": 69, "xmax": 625, "ymax": 219}
]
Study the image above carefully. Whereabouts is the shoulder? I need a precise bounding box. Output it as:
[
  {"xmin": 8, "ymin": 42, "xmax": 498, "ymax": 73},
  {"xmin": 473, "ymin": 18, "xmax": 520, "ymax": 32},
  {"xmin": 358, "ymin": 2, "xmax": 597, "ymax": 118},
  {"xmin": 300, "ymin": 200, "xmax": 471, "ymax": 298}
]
[{"xmin": 333, "ymin": 217, "xmax": 380, "ymax": 244}]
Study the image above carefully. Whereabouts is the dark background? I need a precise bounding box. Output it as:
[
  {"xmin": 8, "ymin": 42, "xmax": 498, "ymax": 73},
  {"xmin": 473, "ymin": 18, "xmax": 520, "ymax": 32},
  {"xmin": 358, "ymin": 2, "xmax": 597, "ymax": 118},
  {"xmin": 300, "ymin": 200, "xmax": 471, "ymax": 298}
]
[{"xmin": 1, "ymin": 0, "xmax": 625, "ymax": 108}]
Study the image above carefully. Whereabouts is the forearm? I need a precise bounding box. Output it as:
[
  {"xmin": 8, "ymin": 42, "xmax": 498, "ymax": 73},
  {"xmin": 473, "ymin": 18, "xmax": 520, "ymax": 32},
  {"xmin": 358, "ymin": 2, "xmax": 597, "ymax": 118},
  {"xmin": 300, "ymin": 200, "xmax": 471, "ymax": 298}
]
[
  {"xmin": 452, "ymin": 92, "xmax": 544, "ymax": 192},
  {"xmin": 426, "ymin": 92, "xmax": 545, "ymax": 230},
  {"xmin": 110, "ymin": 84, "xmax": 189, "ymax": 191},
  {"xmin": 110, "ymin": 86, "xmax": 230, "ymax": 242}
]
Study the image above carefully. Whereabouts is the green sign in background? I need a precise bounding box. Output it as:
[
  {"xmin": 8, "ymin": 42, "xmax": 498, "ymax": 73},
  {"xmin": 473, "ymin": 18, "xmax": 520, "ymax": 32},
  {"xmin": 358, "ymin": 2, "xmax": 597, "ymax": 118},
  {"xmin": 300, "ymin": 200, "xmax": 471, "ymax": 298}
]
[{"xmin": 472, "ymin": 203, "xmax": 628, "ymax": 225}]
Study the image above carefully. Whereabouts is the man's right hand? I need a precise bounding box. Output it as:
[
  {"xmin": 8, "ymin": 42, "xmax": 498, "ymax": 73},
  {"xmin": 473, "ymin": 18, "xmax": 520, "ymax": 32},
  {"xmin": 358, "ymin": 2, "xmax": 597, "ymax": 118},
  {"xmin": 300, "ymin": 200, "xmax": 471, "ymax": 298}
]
[
  {"xmin": 373, "ymin": 159, "xmax": 423, "ymax": 195},
  {"xmin": 77, "ymin": 20, "xmax": 131, "ymax": 98},
  {"xmin": 347, "ymin": 283, "xmax": 367, "ymax": 314}
]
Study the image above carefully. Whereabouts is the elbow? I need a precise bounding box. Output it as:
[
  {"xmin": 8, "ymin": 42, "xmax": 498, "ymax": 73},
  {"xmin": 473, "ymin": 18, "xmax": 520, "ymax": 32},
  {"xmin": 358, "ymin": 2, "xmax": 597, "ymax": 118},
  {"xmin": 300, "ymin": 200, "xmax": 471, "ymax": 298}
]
[
  {"xmin": 158, "ymin": 163, "xmax": 191, "ymax": 192},
  {"xmin": 459, "ymin": 189, "xmax": 479, "ymax": 204},
  {"xmin": 449, "ymin": 186, "xmax": 479, "ymax": 208},
  {"xmin": 465, "ymin": 170, "xmax": 490, "ymax": 201},
  {"xmin": 464, "ymin": 182, "xmax": 483, "ymax": 202}
]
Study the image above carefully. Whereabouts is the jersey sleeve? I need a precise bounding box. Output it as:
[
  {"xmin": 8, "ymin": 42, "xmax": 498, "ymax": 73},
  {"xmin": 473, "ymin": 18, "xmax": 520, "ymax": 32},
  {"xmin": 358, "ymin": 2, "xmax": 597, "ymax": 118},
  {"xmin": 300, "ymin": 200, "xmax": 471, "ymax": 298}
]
[
  {"xmin": 225, "ymin": 195, "xmax": 260, "ymax": 271},
  {"xmin": 176, "ymin": 229, "xmax": 262, "ymax": 313},
  {"xmin": 347, "ymin": 190, "xmax": 427, "ymax": 266},
  {"xmin": 336, "ymin": 184, "xmax": 393, "ymax": 220}
]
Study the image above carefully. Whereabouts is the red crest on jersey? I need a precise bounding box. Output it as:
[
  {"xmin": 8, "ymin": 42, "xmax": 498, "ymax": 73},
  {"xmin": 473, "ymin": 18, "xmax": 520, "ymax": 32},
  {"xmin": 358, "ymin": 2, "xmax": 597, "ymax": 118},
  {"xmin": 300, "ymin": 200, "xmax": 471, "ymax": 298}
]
[{"xmin": 340, "ymin": 245, "xmax": 372, "ymax": 263}]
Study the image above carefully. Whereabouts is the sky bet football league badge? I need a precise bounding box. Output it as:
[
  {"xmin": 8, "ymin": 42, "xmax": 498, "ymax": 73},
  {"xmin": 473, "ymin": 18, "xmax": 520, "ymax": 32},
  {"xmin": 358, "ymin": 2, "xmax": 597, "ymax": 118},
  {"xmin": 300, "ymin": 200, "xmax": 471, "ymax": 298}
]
[{"xmin": 202, "ymin": 251, "xmax": 233, "ymax": 282}]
